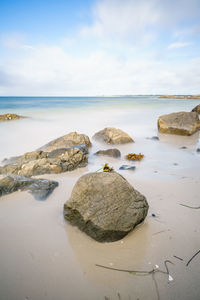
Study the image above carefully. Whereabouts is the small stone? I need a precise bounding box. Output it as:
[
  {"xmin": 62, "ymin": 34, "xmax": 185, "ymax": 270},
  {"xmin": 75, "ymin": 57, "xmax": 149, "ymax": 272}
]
[{"xmin": 119, "ymin": 165, "xmax": 136, "ymax": 171}]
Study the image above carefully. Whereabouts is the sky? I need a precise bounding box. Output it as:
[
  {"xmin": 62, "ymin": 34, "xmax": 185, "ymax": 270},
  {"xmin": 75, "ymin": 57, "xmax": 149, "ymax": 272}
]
[{"xmin": 0, "ymin": 0, "xmax": 200, "ymax": 96}]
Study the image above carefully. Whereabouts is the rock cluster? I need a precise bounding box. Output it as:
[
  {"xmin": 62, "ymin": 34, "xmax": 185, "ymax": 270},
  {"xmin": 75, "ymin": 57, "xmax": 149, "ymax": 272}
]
[
  {"xmin": 64, "ymin": 171, "xmax": 148, "ymax": 242},
  {"xmin": 0, "ymin": 113, "xmax": 25, "ymax": 121},
  {"xmin": 0, "ymin": 145, "xmax": 88, "ymax": 177}
]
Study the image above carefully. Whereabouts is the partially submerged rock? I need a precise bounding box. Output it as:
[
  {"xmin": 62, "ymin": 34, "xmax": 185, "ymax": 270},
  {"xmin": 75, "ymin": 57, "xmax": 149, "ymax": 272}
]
[
  {"xmin": 93, "ymin": 127, "xmax": 134, "ymax": 144},
  {"xmin": 157, "ymin": 112, "xmax": 200, "ymax": 136},
  {"xmin": 0, "ymin": 145, "xmax": 88, "ymax": 177},
  {"xmin": 146, "ymin": 136, "xmax": 159, "ymax": 141},
  {"xmin": 192, "ymin": 104, "xmax": 200, "ymax": 114},
  {"xmin": 40, "ymin": 132, "xmax": 91, "ymax": 152},
  {"xmin": 0, "ymin": 113, "xmax": 25, "ymax": 121},
  {"xmin": 0, "ymin": 175, "xmax": 58, "ymax": 200},
  {"xmin": 94, "ymin": 148, "xmax": 121, "ymax": 158},
  {"xmin": 64, "ymin": 172, "xmax": 148, "ymax": 242},
  {"xmin": 119, "ymin": 165, "xmax": 136, "ymax": 171}
]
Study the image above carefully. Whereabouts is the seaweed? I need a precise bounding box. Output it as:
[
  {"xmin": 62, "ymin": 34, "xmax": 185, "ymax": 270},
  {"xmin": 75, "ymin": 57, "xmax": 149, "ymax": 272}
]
[
  {"xmin": 103, "ymin": 163, "xmax": 114, "ymax": 172},
  {"xmin": 125, "ymin": 153, "xmax": 144, "ymax": 161}
]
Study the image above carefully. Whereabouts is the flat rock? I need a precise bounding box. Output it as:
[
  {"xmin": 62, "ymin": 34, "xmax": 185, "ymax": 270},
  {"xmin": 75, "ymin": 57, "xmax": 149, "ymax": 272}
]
[
  {"xmin": 94, "ymin": 148, "xmax": 121, "ymax": 158},
  {"xmin": 0, "ymin": 113, "xmax": 25, "ymax": 121},
  {"xmin": 0, "ymin": 145, "xmax": 88, "ymax": 177},
  {"xmin": 157, "ymin": 112, "xmax": 200, "ymax": 136},
  {"xmin": 0, "ymin": 175, "xmax": 58, "ymax": 200},
  {"xmin": 40, "ymin": 132, "xmax": 91, "ymax": 152},
  {"xmin": 93, "ymin": 127, "xmax": 134, "ymax": 144},
  {"xmin": 119, "ymin": 165, "xmax": 136, "ymax": 171},
  {"xmin": 64, "ymin": 171, "xmax": 148, "ymax": 242},
  {"xmin": 192, "ymin": 104, "xmax": 200, "ymax": 114},
  {"xmin": 146, "ymin": 136, "xmax": 159, "ymax": 140}
]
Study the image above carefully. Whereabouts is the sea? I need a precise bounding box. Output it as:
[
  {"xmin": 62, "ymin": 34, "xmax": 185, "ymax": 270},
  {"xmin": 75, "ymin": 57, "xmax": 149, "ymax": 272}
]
[{"xmin": 0, "ymin": 95, "xmax": 199, "ymax": 177}]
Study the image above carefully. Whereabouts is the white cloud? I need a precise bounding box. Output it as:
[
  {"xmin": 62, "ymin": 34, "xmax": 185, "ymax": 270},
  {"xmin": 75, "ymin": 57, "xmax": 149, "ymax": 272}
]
[
  {"xmin": 168, "ymin": 42, "xmax": 192, "ymax": 49},
  {"xmin": 1, "ymin": 33, "xmax": 33, "ymax": 50},
  {"xmin": 0, "ymin": 44, "xmax": 200, "ymax": 95}
]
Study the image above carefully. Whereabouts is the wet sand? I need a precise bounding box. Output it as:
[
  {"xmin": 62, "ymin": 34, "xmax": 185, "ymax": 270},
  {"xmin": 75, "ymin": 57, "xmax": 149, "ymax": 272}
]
[{"xmin": 0, "ymin": 132, "xmax": 200, "ymax": 300}]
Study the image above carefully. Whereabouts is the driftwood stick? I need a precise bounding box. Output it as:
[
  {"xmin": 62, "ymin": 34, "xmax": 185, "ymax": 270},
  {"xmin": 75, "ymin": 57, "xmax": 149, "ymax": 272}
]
[{"xmin": 186, "ymin": 249, "xmax": 200, "ymax": 266}]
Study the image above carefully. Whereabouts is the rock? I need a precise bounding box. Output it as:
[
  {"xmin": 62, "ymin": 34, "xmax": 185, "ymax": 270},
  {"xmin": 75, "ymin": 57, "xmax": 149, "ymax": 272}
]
[
  {"xmin": 159, "ymin": 95, "xmax": 200, "ymax": 99},
  {"xmin": 93, "ymin": 127, "xmax": 134, "ymax": 144},
  {"xmin": 157, "ymin": 112, "xmax": 200, "ymax": 136},
  {"xmin": 94, "ymin": 148, "xmax": 121, "ymax": 158},
  {"xmin": 180, "ymin": 146, "xmax": 187, "ymax": 149},
  {"xmin": 64, "ymin": 172, "xmax": 148, "ymax": 242},
  {"xmin": 146, "ymin": 136, "xmax": 159, "ymax": 140},
  {"xmin": 196, "ymin": 148, "xmax": 200, "ymax": 153},
  {"xmin": 40, "ymin": 132, "xmax": 91, "ymax": 152},
  {"xmin": 0, "ymin": 146, "xmax": 88, "ymax": 177},
  {"xmin": 119, "ymin": 165, "xmax": 136, "ymax": 171},
  {"xmin": 0, "ymin": 113, "xmax": 25, "ymax": 121},
  {"xmin": 0, "ymin": 175, "xmax": 58, "ymax": 200},
  {"xmin": 192, "ymin": 104, "xmax": 200, "ymax": 114}
]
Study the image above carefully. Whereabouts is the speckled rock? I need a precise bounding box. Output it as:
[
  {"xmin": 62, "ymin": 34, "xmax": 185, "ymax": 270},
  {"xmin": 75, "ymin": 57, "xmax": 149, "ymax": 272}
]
[
  {"xmin": 40, "ymin": 132, "xmax": 91, "ymax": 152},
  {"xmin": 64, "ymin": 171, "xmax": 148, "ymax": 242},
  {"xmin": 93, "ymin": 127, "xmax": 134, "ymax": 144},
  {"xmin": 94, "ymin": 148, "xmax": 121, "ymax": 158},
  {"xmin": 157, "ymin": 112, "xmax": 200, "ymax": 136}
]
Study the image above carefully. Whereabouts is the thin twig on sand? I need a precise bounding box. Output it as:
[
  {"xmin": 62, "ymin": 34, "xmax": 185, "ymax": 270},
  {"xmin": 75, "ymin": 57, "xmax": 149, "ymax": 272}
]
[
  {"xmin": 186, "ymin": 249, "xmax": 200, "ymax": 266},
  {"xmin": 180, "ymin": 204, "xmax": 200, "ymax": 209}
]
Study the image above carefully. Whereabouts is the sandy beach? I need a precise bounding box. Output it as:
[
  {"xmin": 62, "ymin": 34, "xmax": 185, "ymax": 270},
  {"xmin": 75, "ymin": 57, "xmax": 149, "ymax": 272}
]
[
  {"xmin": 0, "ymin": 95, "xmax": 199, "ymax": 300},
  {"xmin": 0, "ymin": 103, "xmax": 200, "ymax": 300}
]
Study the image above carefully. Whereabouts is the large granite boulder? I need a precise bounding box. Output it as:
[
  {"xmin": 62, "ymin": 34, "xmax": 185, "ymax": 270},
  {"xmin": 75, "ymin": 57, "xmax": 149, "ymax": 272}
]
[
  {"xmin": 0, "ymin": 145, "xmax": 88, "ymax": 177},
  {"xmin": 94, "ymin": 148, "xmax": 121, "ymax": 158},
  {"xmin": 192, "ymin": 104, "xmax": 200, "ymax": 114},
  {"xmin": 93, "ymin": 127, "xmax": 134, "ymax": 144},
  {"xmin": 40, "ymin": 132, "xmax": 91, "ymax": 152},
  {"xmin": 0, "ymin": 113, "xmax": 25, "ymax": 121},
  {"xmin": 0, "ymin": 175, "xmax": 58, "ymax": 200},
  {"xmin": 157, "ymin": 112, "xmax": 200, "ymax": 136},
  {"xmin": 64, "ymin": 172, "xmax": 148, "ymax": 242}
]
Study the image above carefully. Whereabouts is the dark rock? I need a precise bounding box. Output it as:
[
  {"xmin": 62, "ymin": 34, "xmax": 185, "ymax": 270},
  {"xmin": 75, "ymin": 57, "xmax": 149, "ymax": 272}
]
[
  {"xmin": 157, "ymin": 112, "xmax": 200, "ymax": 136},
  {"xmin": 119, "ymin": 165, "xmax": 136, "ymax": 171},
  {"xmin": 64, "ymin": 172, "xmax": 148, "ymax": 242},
  {"xmin": 180, "ymin": 146, "xmax": 187, "ymax": 149},
  {"xmin": 40, "ymin": 132, "xmax": 91, "ymax": 152},
  {"xmin": 0, "ymin": 175, "xmax": 58, "ymax": 200},
  {"xmin": 192, "ymin": 104, "xmax": 200, "ymax": 114},
  {"xmin": 95, "ymin": 148, "xmax": 121, "ymax": 158},
  {"xmin": 93, "ymin": 127, "xmax": 134, "ymax": 144},
  {"xmin": 146, "ymin": 136, "xmax": 159, "ymax": 140},
  {"xmin": 196, "ymin": 148, "xmax": 200, "ymax": 153}
]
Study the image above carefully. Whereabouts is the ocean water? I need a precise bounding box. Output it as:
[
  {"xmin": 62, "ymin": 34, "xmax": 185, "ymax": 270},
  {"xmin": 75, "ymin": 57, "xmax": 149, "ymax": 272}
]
[{"xmin": 0, "ymin": 96, "xmax": 200, "ymax": 177}]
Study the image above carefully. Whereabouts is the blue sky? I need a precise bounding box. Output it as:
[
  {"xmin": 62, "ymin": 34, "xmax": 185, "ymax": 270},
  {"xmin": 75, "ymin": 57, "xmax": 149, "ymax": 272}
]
[{"xmin": 0, "ymin": 0, "xmax": 200, "ymax": 95}]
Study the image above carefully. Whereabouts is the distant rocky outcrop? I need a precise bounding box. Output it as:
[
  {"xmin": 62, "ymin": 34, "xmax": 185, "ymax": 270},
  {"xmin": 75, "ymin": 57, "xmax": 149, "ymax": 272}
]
[
  {"xmin": 0, "ymin": 113, "xmax": 25, "ymax": 121},
  {"xmin": 159, "ymin": 95, "xmax": 200, "ymax": 99},
  {"xmin": 192, "ymin": 104, "xmax": 200, "ymax": 114},
  {"xmin": 157, "ymin": 112, "xmax": 200, "ymax": 136},
  {"xmin": 93, "ymin": 127, "xmax": 134, "ymax": 144},
  {"xmin": 64, "ymin": 171, "xmax": 148, "ymax": 242},
  {"xmin": 94, "ymin": 148, "xmax": 121, "ymax": 158},
  {"xmin": 0, "ymin": 175, "xmax": 58, "ymax": 200},
  {"xmin": 0, "ymin": 145, "xmax": 88, "ymax": 177},
  {"xmin": 40, "ymin": 131, "xmax": 91, "ymax": 152}
]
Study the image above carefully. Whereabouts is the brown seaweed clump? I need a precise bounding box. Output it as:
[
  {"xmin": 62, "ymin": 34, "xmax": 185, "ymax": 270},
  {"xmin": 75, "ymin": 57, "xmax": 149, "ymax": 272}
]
[{"xmin": 125, "ymin": 153, "xmax": 144, "ymax": 161}]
